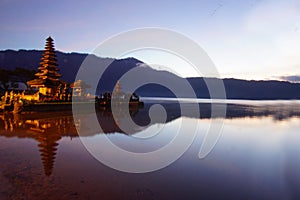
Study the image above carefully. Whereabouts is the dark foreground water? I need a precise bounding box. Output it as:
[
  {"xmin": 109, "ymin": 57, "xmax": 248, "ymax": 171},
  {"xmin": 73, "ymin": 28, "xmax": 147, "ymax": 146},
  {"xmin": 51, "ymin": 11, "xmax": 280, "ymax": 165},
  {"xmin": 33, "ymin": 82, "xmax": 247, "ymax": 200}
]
[{"xmin": 0, "ymin": 100, "xmax": 300, "ymax": 200}]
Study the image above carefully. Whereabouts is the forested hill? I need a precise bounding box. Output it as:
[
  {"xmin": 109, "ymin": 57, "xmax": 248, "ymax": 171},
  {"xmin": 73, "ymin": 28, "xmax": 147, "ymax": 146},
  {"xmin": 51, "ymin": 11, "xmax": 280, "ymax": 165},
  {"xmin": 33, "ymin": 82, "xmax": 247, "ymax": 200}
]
[{"xmin": 1, "ymin": 49, "xmax": 299, "ymax": 100}]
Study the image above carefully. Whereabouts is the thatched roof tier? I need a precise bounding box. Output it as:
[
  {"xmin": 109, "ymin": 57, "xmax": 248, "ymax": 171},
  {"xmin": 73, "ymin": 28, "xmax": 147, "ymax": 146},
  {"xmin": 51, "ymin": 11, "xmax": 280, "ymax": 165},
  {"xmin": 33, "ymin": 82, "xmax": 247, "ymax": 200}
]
[
  {"xmin": 35, "ymin": 71, "xmax": 61, "ymax": 77},
  {"xmin": 27, "ymin": 78, "xmax": 63, "ymax": 87},
  {"xmin": 39, "ymin": 61, "xmax": 58, "ymax": 66}
]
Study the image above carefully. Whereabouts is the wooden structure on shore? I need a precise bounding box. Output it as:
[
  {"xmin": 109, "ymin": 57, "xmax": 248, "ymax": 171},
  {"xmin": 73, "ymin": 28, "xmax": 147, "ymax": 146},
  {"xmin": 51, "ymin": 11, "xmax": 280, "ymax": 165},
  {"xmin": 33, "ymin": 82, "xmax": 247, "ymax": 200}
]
[{"xmin": 96, "ymin": 81, "xmax": 143, "ymax": 107}]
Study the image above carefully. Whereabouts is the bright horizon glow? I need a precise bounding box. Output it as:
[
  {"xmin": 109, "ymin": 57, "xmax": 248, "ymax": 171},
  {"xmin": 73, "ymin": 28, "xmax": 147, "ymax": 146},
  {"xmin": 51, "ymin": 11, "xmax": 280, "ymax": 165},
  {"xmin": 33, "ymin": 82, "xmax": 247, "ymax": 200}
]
[
  {"xmin": 0, "ymin": 0, "xmax": 300, "ymax": 81},
  {"xmin": 120, "ymin": 49, "xmax": 200, "ymax": 78}
]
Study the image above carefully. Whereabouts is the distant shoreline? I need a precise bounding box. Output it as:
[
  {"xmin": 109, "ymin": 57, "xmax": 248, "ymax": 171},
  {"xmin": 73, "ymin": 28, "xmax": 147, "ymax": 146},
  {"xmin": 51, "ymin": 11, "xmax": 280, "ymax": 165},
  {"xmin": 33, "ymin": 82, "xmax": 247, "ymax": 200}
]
[
  {"xmin": 141, "ymin": 97, "xmax": 300, "ymax": 105},
  {"xmin": 1, "ymin": 50, "xmax": 300, "ymax": 100}
]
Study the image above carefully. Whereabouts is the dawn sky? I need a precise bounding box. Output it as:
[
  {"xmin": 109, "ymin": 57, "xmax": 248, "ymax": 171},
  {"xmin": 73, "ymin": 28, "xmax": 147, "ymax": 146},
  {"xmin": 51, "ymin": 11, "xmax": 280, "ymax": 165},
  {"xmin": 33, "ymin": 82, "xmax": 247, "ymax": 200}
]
[{"xmin": 0, "ymin": 0, "xmax": 299, "ymax": 80}]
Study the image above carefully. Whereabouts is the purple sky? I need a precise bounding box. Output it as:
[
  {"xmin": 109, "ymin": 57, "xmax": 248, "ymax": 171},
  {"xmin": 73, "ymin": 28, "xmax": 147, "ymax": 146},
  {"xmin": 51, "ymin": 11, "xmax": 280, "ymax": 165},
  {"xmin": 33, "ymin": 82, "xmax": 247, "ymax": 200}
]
[{"xmin": 1, "ymin": 0, "xmax": 299, "ymax": 80}]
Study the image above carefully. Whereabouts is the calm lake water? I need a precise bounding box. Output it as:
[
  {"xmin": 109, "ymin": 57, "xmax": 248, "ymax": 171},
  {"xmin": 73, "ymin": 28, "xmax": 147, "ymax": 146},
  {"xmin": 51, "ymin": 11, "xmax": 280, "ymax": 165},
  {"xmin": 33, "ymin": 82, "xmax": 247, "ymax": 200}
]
[{"xmin": 0, "ymin": 100, "xmax": 300, "ymax": 200}]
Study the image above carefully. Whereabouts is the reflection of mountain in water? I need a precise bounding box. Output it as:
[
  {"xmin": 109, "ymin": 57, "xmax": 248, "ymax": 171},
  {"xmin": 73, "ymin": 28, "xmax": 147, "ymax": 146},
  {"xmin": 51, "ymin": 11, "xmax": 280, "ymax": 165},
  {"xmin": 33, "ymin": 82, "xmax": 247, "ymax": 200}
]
[
  {"xmin": 135, "ymin": 102, "xmax": 300, "ymax": 122},
  {"xmin": 1, "ymin": 102, "xmax": 300, "ymax": 176},
  {"xmin": 1, "ymin": 103, "xmax": 300, "ymax": 136}
]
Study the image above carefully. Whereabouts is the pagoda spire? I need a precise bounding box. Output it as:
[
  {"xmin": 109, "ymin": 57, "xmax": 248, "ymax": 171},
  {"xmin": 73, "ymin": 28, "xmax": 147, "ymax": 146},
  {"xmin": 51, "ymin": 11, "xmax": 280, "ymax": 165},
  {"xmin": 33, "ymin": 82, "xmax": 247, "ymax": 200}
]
[
  {"xmin": 27, "ymin": 36, "xmax": 62, "ymax": 90},
  {"xmin": 27, "ymin": 36, "xmax": 63, "ymax": 97},
  {"xmin": 35, "ymin": 36, "xmax": 61, "ymax": 82}
]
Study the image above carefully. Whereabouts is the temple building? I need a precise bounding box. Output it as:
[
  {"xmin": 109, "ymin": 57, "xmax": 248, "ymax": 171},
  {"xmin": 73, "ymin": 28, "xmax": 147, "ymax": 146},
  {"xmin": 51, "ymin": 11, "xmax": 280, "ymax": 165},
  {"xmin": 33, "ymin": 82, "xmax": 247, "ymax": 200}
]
[
  {"xmin": 71, "ymin": 79, "xmax": 90, "ymax": 97},
  {"xmin": 27, "ymin": 36, "xmax": 64, "ymax": 99}
]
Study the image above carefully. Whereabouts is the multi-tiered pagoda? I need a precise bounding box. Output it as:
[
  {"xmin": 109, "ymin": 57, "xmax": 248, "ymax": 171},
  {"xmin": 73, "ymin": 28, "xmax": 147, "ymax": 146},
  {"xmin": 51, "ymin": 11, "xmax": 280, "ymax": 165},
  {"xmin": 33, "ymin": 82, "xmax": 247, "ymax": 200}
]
[{"xmin": 27, "ymin": 36, "xmax": 62, "ymax": 97}]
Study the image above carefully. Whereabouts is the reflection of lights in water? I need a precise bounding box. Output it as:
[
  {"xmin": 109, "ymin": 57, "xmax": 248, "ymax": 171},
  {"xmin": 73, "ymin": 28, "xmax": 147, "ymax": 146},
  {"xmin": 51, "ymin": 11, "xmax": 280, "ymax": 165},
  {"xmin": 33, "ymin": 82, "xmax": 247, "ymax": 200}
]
[{"xmin": 0, "ymin": 103, "xmax": 300, "ymax": 175}]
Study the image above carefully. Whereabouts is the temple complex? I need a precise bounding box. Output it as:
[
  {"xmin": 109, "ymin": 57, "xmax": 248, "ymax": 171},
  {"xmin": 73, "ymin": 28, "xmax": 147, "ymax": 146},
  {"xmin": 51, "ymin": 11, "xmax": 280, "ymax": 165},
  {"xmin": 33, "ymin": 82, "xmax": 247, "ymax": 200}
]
[{"xmin": 0, "ymin": 36, "xmax": 142, "ymax": 113}]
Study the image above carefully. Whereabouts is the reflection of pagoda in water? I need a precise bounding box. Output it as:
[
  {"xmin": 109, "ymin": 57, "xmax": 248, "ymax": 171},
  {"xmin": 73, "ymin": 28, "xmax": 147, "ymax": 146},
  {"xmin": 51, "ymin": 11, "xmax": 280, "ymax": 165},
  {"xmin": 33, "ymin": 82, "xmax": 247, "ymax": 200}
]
[
  {"xmin": 36, "ymin": 131, "xmax": 61, "ymax": 176},
  {"xmin": 0, "ymin": 109, "xmax": 143, "ymax": 176},
  {"xmin": 0, "ymin": 113, "xmax": 77, "ymax": 176},
  {"xmin": 27, "ymin": 116, "xmax": 79, "ymax": 176}
]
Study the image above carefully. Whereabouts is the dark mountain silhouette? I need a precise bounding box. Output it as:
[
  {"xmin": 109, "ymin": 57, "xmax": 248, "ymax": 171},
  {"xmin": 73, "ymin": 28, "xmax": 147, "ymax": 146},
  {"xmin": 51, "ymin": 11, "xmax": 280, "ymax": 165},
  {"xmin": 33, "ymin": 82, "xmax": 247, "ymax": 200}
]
[
  {"xmin": 0, "ymin": 49, "xmax": 142, "ymax": 84},
  {"xmin": 0, "ymin": 49, "xmax": 300, "ymax": 100},
  {"xmin": 0, "ymin": 49, "xmax": 143, "ymax": 94},
  {"xmin": 187, "ymin": 77, "xmax": 300, "ymax": 100}
]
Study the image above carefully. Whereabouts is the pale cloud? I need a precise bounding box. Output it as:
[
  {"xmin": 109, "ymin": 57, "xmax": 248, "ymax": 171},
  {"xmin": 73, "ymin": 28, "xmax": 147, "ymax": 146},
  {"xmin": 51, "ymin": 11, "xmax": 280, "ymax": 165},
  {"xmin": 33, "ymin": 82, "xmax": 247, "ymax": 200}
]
[
  {"xmin": 243, "ymin": 0, "xmax": 300, "ymax": 63},
  {"xmin": 235, "ymin": 0, "xmax": 300, "ymax": 79},
  {"xmin": 244, "ymin": 0, "xmax": 300, "ymax": 33},
  {"xmin": 278, "ymin": 75, "xmax": 300, "ymax": 83},
  {"xmin": 204, "ymin": 0, "xmax": 300, "ymax": 80}
]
